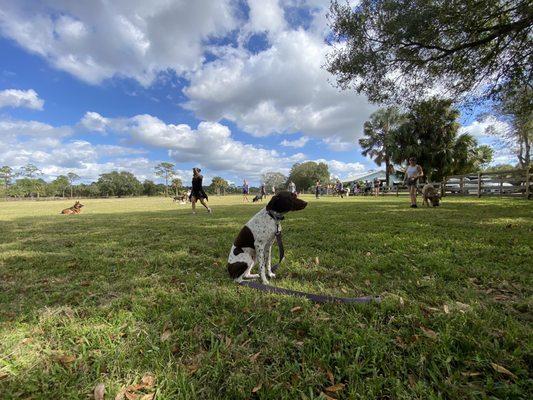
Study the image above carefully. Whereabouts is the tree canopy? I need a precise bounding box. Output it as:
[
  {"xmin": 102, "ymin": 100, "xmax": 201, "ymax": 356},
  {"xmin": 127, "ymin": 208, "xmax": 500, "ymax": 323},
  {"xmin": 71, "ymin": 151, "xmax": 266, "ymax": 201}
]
[
  {"xmin": 327, "ymin": 0, "xmax": 532, "ymax": 104},
  {"xmin": 97, "ymin": 171, "xmax": 142, "ymax": 197},
  {"xmin": 288, "ymin": 162, "xmax": 330, "ymax": 190},
  {"xmin": 384, "ymin": 98, "xmax": 493, "ymax": 180},
  {"xmin": 359, "ymin": 106, "xmax": 404, "ymax": 185},
  {"xmin": 261, "ymin": 172, "xmax": 288, "ymax": 189}
]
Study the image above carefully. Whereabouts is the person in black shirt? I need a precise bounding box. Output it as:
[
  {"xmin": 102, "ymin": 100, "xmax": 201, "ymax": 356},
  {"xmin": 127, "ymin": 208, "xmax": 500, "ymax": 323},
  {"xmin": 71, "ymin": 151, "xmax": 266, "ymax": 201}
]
[{"xmin": 190, "ymin": 167, "xmax": 212, "ymax": 214}]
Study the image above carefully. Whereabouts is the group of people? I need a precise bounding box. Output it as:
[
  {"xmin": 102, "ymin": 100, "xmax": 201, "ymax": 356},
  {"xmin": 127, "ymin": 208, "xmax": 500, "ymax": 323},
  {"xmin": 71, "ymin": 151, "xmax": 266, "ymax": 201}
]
[{"xmin": 186, "ymin": 156, "xmax": 424, "ymax": 213}]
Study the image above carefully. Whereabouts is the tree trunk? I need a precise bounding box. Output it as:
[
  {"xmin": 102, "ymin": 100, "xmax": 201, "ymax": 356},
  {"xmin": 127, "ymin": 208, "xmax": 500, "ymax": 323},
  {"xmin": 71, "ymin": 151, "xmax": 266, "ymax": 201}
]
[
  {"xmin": 385, "ymin": 156, "xmax": 391, "ymax": 187},
  {"xmin": 70, "ymin": 186, "xmax": 73, "ymax": 198}
]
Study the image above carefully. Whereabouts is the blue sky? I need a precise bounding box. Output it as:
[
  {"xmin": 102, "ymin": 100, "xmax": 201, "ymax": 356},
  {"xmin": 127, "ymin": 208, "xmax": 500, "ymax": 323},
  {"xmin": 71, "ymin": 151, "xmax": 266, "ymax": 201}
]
[{"xmin": 0, "ymin": 0, "xmax": 511, "ymax": 186}]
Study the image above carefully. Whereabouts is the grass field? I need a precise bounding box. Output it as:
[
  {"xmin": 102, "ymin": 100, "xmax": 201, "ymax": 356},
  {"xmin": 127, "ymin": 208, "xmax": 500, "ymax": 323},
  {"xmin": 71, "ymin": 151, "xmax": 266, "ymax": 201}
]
[{"xmin": 0, "ymin": 195, "xmax": 531, "ymax": 399}]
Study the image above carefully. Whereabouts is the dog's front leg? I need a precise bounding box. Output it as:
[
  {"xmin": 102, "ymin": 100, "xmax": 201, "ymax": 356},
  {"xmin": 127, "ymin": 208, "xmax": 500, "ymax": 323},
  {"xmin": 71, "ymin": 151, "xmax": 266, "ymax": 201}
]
[
  {"xmin": 256, "ymin": 245, "xmax": 269, "ymax": 284},
  {"xmin": 266, "ymin": 244, "xmax": 275, "ymax": 279}
]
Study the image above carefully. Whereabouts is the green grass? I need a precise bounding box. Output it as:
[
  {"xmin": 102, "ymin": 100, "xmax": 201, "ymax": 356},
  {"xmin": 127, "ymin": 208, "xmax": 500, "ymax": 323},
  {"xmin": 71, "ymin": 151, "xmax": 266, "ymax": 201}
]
[{"xmin": 0, "ymin": 195, "xmax": 531, "ymax": 399}]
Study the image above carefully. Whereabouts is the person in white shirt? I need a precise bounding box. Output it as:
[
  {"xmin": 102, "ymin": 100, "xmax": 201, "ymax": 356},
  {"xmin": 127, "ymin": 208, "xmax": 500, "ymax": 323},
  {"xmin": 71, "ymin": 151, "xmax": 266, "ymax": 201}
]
[
  {"xmin": 288, "ymin": 181, "xmax": 296, "ymax": 194},
  {"xmin": 404, "ymin": 157, "xmax": 424, "ymax": 208}
]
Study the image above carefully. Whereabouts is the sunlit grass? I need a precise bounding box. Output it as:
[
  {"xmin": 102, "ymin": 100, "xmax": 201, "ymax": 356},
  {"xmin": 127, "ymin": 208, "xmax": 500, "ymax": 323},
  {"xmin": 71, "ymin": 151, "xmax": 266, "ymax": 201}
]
[{"xmin": 1, "ymin": 195, "xmax": 532, "ymax": 399}]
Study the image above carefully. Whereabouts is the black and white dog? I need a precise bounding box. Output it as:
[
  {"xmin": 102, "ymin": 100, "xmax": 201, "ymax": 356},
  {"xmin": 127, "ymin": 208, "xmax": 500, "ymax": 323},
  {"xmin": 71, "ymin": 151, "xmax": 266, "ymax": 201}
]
[
  {"xmin": 227, "ymin": 191, "xmax": 307, "ymax": 284},
  {"xmin": 252, "ymin": 194, "xmax": 263, "ymax": 202}
]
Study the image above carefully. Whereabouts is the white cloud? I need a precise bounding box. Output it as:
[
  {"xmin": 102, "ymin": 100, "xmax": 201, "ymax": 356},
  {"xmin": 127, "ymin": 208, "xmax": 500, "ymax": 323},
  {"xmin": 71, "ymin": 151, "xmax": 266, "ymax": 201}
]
[
  {"xmin": 0, "ymin": 0, "xmax": 237, "ymax": 85},
  {"xmin": 80, "ymin": 111, "xmax": 109, "ymax": 132},
  {"xmin": 184, "ymin": 28, "xmax": 376, "ymax": 142},
  {"xmin": 459, "ymin": 116, "xmax": 510, "ymax": 138},
  {"xmin": 314, "ymin": 158, "xmax": 366, "ymax": 181},
  {"xmin": 90, "ymin": 112, "xmax": 307, "ymax": 180},
  {"xmin": 0, "ymin": 89, "xmax": 44, "ymax": 110},
  {"xmin": 280, "ymin": 136, "xmax": 309, "ymax": 148}
]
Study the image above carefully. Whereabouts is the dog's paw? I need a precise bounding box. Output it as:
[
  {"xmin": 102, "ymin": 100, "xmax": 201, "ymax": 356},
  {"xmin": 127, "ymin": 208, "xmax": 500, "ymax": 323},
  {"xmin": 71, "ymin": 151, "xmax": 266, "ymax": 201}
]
[
  {"xmin": 267, "ymin": 272, "xmax": 276, "ymax": 279},
  {"xmin": 244, "ymin": 273, "xmax": 259, "ymax": 279}
]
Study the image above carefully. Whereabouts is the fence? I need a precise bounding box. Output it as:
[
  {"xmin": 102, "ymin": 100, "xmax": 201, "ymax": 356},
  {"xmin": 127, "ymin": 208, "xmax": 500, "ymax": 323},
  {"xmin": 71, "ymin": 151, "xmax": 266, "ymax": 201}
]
[{"xmin": 394, "ymin": 168, "xmax": 532, "ymax": 199}]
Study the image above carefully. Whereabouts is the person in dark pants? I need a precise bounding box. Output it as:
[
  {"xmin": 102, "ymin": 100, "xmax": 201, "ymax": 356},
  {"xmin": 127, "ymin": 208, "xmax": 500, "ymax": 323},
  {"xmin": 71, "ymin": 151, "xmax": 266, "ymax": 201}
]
[
  {"xmin": 190, "ymin": 167, "xmax": 211, "ymax": 214},
  {"xmin": 315, "ymin": 180, "xmax": 320, "ymax": 199}
]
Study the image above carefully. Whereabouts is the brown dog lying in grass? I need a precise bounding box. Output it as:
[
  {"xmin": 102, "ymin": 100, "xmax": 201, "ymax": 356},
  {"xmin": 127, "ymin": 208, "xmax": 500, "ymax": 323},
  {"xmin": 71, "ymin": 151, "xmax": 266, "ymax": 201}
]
[
  {"xmin": 61, "ymin": 201, "xmax": 84, "ymax": 214},
  {"xmin": 421, "ymin": 184, "xmax": 441, "ymax": 207}
]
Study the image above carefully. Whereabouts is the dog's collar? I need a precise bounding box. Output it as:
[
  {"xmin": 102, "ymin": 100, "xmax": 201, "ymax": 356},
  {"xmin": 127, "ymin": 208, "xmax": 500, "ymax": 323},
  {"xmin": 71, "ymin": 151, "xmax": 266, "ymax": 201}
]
[{"xmin": 267, "ymin": 210, "xmax": 285, "ymax": 221}]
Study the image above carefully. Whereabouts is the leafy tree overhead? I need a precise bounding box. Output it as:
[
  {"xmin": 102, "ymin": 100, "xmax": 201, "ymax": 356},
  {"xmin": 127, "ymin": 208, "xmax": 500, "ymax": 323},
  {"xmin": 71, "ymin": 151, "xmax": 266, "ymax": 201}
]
[
  {"xmin": 97, "ymin": 171, "xmax": 142, "ymax": 197},
  {"xmin": 154, "ymin": 162, "xmax": 176, "ymax": 196},
  {"xmin": 359, "ymin": 106, "xmax": 404, "ymax": 186},
  {"xmin": 288, "ymin": 162, "xmax": 330, "ymax": 190},
  {"xmin": 327, "ymin": 0, "xmax": 532, "ymax": 104},
  {"xmin": 261, "ymin": 172, "xmax": 288, "ymax": 190}
]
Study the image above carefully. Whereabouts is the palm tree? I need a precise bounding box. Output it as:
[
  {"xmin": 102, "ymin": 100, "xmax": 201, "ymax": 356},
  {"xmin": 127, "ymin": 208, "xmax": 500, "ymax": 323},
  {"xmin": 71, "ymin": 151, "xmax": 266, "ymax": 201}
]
[{"xmin": 359, "ymin": 106, "xmax": 404, "ymax": 186}]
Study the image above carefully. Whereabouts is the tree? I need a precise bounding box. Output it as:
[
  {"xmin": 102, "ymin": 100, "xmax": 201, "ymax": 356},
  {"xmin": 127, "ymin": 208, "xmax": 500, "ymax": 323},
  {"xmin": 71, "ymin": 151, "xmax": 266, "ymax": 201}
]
[
  {"xmin": 288, "ymin": 162, "xmax": 330, "ymax": 190},
  {"xmin": 389, "ymin": 98, "xmax": 494, "ymax": 180},
  {"xmin": 154, "ymin": 162, "xmax": 176, "ymax": 196},
  {"xmin": 450, "ymin": 136, "xmax": 494, "ymax": 175},
  {"xmin": 51, "ymin": 175, "xmax": 70, "ymax": 197},
  {"xmin": 483, "ymin": 163, "xmax": 517, "ymax": 172},
  {"xmin": 210, "ymin": 176, "xmax": 229, "ymax": 195},
  {"xmin": 171, "ymin": 177, "xmax": 183, "ymax": 196},
  {"xmin": 19, "ymin": 164, "xmax": 42, "ymax": 198},
  {"xmin": 359, "ymin": 106, "xmax": 404, "ymax": 186},
  {"xmin": 143, "ymin": 180, "xmax": 159, "ymax": 196},
  {"xmin": 0, "ymin": 166, "xmax": 14, "ymax": 198},
  {"xmin": 261, "ymin": 172, "xmax": 288, "ymax": 190},
  {"xmin": 67, "ymin": 172, "xmax": 80, "ymax": 198},
  {"xmin": 97, "ymin": 171, "xmax": 142, "ymax": 197},
  {"xmin": 327, "ymin": 0, "xmax": 532, "ymax": 104},
  {"xmin": 486, "ymin": 85, "xmax": 532, "ymax": 168}
]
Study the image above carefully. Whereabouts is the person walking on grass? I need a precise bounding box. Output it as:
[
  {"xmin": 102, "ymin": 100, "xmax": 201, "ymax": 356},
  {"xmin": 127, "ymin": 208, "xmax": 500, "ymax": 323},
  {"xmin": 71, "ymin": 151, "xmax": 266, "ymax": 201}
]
[
  {"xmin": 242, "ymin": 179, "xmax": 249, "ymax": 202},
  {"xmin": 404, "ymin": 157, "xmax": 424, "ymax": 208},
  {"xmin": 190, "ymin": 167, "xmax": 211, "ymax": 214},
  {"xmin": 260, "ymin": 183, "xmax": 267, "ymax": 198},
  {"xmin": 315, "ymin": 179, "xmax": 320, "ymax": 199}
]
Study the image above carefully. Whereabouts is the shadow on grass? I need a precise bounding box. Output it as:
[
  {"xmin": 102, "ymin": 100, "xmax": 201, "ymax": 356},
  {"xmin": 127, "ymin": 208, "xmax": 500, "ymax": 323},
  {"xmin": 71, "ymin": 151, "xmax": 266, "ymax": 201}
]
[{"xmin": 0, "ymin": 199, "xmax": 532, "ymax": 398}]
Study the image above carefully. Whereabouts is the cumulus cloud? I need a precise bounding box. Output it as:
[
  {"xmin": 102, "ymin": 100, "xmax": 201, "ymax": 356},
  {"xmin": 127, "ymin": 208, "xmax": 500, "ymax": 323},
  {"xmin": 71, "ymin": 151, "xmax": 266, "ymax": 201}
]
[
  {"xmin": 280, "ymin": 136, "xmax": 309, "ymax": 148},
  {"xmin": 315, "ymin": 158, "xmax": 367, "ymax": 181},
  {"xmin": 0, "ymin": 0, "xmax": 237, "ymax": 85},
  {"xmin": 83, "ymin": 112, "xmax": 306, "ymax": 180},
  {"xmin": 183, "ymin": 28, "xmax": 376, "ymax": 142},
  {"xmin": 459, "ymin": 116, "xmax": 511, "ymax": 138},
  {"xmin": 0, "ymin": 89, "xmax": 44, "ymax": 110},
  {"xmin": 0, "ymin": 117, "xmax": 151, "ymax": 181}
]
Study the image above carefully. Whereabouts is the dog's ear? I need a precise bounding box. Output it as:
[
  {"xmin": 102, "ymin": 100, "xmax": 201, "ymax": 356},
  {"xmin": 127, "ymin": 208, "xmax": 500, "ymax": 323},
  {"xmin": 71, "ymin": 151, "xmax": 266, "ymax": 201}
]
[{"xmin": 266, "ymin": 192, "xmax": 292, "ymax": 213}]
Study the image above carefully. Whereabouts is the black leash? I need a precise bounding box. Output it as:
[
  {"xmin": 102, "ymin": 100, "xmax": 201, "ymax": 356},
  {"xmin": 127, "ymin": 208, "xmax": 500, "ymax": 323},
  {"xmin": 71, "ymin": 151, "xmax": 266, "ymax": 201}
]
[
  {"xmin": 240, "ymin": 210, "xmax": 380, "ymax": 304},
  {"xmin": 239, "ymin": 280, "xmax": 380, "ymax": 304}
]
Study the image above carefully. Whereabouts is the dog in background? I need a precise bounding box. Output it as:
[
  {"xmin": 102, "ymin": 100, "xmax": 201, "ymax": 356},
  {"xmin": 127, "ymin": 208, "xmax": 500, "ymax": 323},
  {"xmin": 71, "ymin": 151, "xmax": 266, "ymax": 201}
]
[
  {"xmin": 173, "ymin": 194, "xmax": 188, "ymax": 204},
  {"xmin": 61, "ymin": 201, "xmax": 84, "ymax": 214},
  {"xmin": 252, "ymin": 194, "xmax": 264, "ymax": 202},
  {"xmin": 422, "ymin": 184, "xmax": 441, "ymax": 207},
  {"xmin": 227, "ymin": 191, "xmax": 307, "ymax": 284}
]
